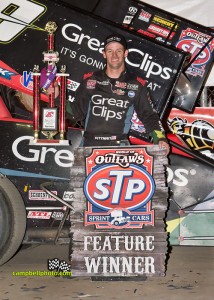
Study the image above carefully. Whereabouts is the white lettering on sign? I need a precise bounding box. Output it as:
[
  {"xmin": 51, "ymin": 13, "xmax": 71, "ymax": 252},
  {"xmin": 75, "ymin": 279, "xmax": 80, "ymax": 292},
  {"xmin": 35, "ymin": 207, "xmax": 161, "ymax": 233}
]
[
  {"xmin": 83, "ymin": 235, "xmax": 155, "ymax": 274},
  {"xmin": 167, "ymin": 167, "xmax": 196, "ymax": 187},
  {"xmin": 12, "ymin": 136, "xmax": 74, "ymax": 167},
  {"xmin": 94, "ymin": 170, "xmax": 132, "ymax": 204},
  {"xmin": 79, "ymin": 54, "xmax": 105, "ymax": 69},
  {"xmin": 84, "ymin": 256, "xmax": 155, "ymax": 274},
  {"xmin": 62, "ymin": 23, "xmax": 104, "ymax": 54},
  {"xmin": 127, "ymin": 48, "xmax": 173, "ymax": 79},
  {"xmin": 61, "ymin": 23, "xmax": 174, "ymax": 80},
  {"xmin": 93, "ymin": 170, "xmax": 146, "ymax": 205},
  {"xmin": 84, "ymin": 235, "xmax": 154, "ymax": 251},
  {"xmin": 63, "ymin": 191, "xmax": 75, "ymax": 201},
  {"xmin": 94, "ymin": 152, "xmax": 145, "ymax": 168}
]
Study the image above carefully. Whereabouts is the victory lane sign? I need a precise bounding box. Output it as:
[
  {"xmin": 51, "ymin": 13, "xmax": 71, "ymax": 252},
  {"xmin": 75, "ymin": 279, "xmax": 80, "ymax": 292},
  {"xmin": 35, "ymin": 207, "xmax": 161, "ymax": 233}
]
[
  {"xmin": 84, "ymin": 148, "xmax": 155, "ymax": 229},
  {"xmin": 69, "ymin": 146, "xmax": 169, "ymax": 278}
]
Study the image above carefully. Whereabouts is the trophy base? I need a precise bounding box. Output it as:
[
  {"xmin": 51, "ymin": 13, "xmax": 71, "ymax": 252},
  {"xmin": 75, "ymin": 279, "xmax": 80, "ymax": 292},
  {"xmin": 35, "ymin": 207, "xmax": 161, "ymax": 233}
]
[{"xmin": 29, "ymin": 139, "xmax": 70, "ymax": 146}]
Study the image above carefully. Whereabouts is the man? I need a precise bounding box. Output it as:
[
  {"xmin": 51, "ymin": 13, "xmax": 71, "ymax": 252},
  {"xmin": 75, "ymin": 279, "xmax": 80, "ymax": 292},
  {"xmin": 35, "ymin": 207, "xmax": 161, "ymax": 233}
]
[{"xmin": 67, "ymin": 33, "xmax": 170, "ymax": 154}]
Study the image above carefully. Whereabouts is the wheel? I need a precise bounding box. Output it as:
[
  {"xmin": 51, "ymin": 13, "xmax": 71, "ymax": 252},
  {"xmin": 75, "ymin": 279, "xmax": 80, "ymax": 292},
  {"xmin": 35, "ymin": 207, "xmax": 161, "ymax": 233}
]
[
  {"xmin": 0, "ymin": 176, "xmax": 26, "ymax": 265},
  {"xmin": 113, "ymin": 221, "xmax": 119, "ymax": 226}
]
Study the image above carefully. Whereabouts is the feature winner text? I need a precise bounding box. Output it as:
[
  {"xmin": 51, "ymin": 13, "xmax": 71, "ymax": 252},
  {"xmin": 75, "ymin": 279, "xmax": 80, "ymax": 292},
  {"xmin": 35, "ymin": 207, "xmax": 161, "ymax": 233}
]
[{"xmin": 83, "ymin": 235, "xmax": 155, "ymax": 274}]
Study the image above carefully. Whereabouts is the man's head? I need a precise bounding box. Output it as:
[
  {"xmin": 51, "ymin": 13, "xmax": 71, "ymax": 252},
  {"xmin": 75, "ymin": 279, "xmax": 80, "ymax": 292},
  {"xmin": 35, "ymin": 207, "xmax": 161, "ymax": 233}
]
[{"xmin": 103, "ymin": 33, "xmax": 128, "ymax": 74}]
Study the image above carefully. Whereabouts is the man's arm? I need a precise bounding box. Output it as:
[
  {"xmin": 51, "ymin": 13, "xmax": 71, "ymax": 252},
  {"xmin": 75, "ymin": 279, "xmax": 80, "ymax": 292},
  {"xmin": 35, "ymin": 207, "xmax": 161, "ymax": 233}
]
[{"xmin": 134, "ymin": 82, "xmax": 170, "ymax": 155}]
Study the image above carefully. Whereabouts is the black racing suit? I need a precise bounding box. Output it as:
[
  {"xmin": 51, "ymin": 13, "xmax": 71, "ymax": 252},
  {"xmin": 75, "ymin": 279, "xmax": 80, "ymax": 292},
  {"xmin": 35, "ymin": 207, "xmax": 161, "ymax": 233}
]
[{"xmin": 67, "ymin": 68, "xmax": 165, "ymax": 146}]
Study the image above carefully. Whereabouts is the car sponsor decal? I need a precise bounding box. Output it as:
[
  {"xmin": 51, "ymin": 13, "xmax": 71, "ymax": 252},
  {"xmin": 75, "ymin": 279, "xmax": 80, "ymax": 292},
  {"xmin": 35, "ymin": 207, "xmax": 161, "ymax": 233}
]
[
  {"xmin": 176, "ymin": 28, "xmax": 214, "ymax": 78},
  {"xmin": 28, "ymin": 190, "xmax": 57, "ymax": 201},
  {"xmin": 27, "ymin": 211, "xmax": 52, "ymax": 219}
]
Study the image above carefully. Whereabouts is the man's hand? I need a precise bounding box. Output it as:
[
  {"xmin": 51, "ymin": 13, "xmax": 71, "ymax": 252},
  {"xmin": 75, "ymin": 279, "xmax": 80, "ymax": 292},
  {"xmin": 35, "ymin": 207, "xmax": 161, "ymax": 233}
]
[
  {"xmin": 46, "ymin": 82, "xmax": 59, "ymax": 98},
  {"xmin": 158, "ymin": 140, "xmax": 170, "ymax": 156},
  {"xmin": 150, "ymin": 130, "xmax": 170, "ymax": 155}
]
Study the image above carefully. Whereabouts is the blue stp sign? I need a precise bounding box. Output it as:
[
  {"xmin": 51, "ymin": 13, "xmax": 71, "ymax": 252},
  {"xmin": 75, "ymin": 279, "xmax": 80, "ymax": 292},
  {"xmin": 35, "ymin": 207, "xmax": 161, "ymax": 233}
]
[{"xmin": 84, "ymin": 148, "xmax": 155, "ymax": 229}]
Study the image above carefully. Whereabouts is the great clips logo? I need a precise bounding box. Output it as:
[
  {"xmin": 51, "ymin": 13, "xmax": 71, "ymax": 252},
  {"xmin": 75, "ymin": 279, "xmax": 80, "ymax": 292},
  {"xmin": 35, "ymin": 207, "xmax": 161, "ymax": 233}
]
[{"xmin": 84, "ymin": 148, "xmax": 155, "ymax": 229}]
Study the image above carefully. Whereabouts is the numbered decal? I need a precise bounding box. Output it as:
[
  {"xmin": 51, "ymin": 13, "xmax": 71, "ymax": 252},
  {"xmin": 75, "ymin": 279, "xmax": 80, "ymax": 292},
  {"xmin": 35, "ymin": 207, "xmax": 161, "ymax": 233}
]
[{"xmin": 0, "ymin": 0, "xmax": 46, "ymax": 43}]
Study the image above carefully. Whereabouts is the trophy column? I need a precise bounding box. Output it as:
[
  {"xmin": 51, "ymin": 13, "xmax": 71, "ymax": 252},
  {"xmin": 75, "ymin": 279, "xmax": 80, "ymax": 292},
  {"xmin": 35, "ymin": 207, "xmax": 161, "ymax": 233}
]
[
  {"xmin": 32, "ymin": 65, "xmax": 40, "ymax": 141},
  {"xmin": 59, "ymin": 65, "xmax": 67, "ymax": 141}
]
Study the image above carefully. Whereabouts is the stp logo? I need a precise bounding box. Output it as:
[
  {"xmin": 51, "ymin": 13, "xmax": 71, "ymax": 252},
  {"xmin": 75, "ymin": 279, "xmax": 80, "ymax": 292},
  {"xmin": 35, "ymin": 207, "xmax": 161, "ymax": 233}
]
[
  {"xmin": 176, "ymin": 39, "xmax": 211, "ymax": 66},
  {"xmin": 84, "ymin": 164, "xmax": 155, "ymax": 211}
]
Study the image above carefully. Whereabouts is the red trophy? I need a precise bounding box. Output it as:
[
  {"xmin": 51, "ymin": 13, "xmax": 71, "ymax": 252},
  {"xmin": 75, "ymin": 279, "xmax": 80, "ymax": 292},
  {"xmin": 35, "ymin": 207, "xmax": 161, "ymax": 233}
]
[{"xmin": 32, "ymin": 21, "xmax": 69, "ymax": 145}]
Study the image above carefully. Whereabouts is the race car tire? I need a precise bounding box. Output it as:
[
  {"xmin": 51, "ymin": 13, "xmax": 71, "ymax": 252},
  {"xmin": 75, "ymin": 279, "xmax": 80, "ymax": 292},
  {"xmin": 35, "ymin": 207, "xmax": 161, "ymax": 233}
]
[{"xmin": 0, "ymin": 176, "xmax": 26, "ymax": 265}]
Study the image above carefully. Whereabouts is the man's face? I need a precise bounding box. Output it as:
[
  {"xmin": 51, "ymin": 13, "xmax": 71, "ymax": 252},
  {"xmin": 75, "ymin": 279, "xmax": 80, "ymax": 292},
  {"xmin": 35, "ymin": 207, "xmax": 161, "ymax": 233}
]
[{"xmin": 103, "ymin": 42, "xmax": 128, "ymax": 70}]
